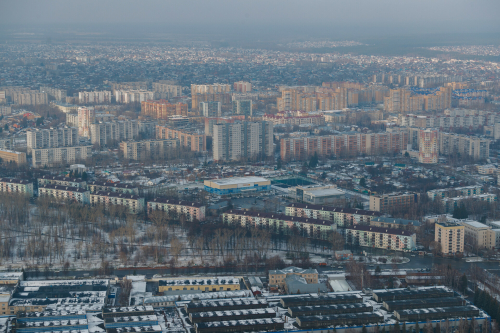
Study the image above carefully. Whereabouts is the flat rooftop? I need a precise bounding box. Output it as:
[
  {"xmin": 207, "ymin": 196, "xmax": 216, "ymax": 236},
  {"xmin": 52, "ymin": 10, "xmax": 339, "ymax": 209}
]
[{"xmin": 207, "ymin": 176, "xmax": 269, "ymax": 186}]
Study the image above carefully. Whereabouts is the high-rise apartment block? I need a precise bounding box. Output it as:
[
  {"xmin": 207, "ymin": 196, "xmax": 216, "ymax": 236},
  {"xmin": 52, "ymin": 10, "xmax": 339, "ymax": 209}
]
[
  {"xmin": 418, "ymin": 129, "xmax": 438, "ymax": 164},
  {"xmin": 204, "ymin": 116, "xmax": 246, "ymax": 137},
  {"xmin": 200, "ymin": 101, "xmax": 221, "ymax": 118},
  {"xmin": 26, "ymin": 127, "xmax": 79, "ymax": 152},
  {"xmin": 114, "ymin": 90, "xmax": 155, "ymax": 103},
  {"xmin": 39, "ymin": 86, "xmax": 67, "ymax": 101},
  {"xmin": 0, "ymin": 106, "xmax": 12, "ymax": 116},
  {"xmin": 78, "ymin": 91, "xmax": 111, "ymax": 104},
  {"xmin": 280, "ymin": 130, "xmax": 408, "ymax": 160},
  {"xmin": 191, "ymin": 84, "xmax": 231, "ymax": 110},
  {"xmin": 141, "ymin": 100, "xmax": 188, "ymax": 119},
  {"xmin": 152, "ymin": 81, "xmax": 182, "ymax": 99},
  {"xmin": 90, "ymin": 121, "xmax": 139, "ymax": 146},
  {"xmin": 11, "ymin": 90, "xmax": 48, "ymax": 105},
  {"xmin": 213, "ymin": 121, "xmax": 273, "ymax": 162},
  {"xmin": 369, "ymin": 193, "xmax": 417, "ymax": 213},
  {"xmin": 384, "ymin": 87, "xmax": 451, "ymax": 113},
  {"xmin": 119, "ymin": 139, "xmax": 178, "ymax": 160},
  {"xmin": 77, "ymin": 107, "xmax": 96, "ymax": 138},
  {"xmin": 263, "ymin": 110, "xmax": 324, "ymax": 126},
  {"xmin": 232, "ymin": 100, "xmax": 253, "ymax": 117},
  {"xmin": 435, "ymin": 222, "xmax": 464, "ymax": 255},
  {"xmin": 109, "ymin": 81, "xmax": 148, "ymax": 91},
  {"xmin": 438, "ymin": 133, "xmax": 490, "ymax": 160},
  {"xmin": 32, "ymin": 146, "xmax": 92, "ymax": 167},
  {"xmin": 0, "ymin": 138, "xmax": 14, "ymax": 150},
  {"xmin": 156, "ymin": 125, "xmax": 206, "ymax": 152},
  {"xmin": 233, "ymin": 81, "xmax": 252, "ymax": 93}
]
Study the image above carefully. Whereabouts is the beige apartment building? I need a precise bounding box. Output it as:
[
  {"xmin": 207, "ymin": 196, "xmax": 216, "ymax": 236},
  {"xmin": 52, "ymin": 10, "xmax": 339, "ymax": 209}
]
[
  {"xmin": 435, "ymin": 222, "xmax": 464, "ymax": 255},
  {"xmin": 119, "ymin": 139, "xmax": 178, "ymax": 160},
  {"xmin": 153, "ymin": 81, "xmax": 182, "ymax": 99},
  {"xmin": 0, "ymin": 149, "xmax": 26, "ymax": 165},
  {"xmin": 439, "ymin": 133, "xmax": 490, "ymax": 160},
  {"xmin": 369, "ymin": 193, "xmax": 417, "ymax": 213},
  {"xmin": 32, "ymin": 146, "xmax": 92, "ymax": 167},
  {"xmin": 462, "ymin": 221, "xmax": 496, "ymax": 250}
]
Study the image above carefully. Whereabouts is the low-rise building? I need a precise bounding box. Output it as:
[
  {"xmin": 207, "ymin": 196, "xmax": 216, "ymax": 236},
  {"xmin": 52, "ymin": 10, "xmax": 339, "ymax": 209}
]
[
  {"xmin": 427, "ymin": 185, "xmax": 484, "ymax": 200},
  {"xmin": 369, "ymin": 217, "xmax": 421, "ymax": 230},
  {"xmin": 87, "ymin": 181, "xmax": 139, "ymax": 195},
  {"xmin": 0, "ymin": 178, "xmax": 34, "ymax": 197},
  {"xmin": 90, "ymin": 191, "xmax": 145, "ymax": 214},
  {"xmin": 345, "ymin": 225, "xmax": 417, "ymax": 251},
  {"xmin": 204, "ymin": 177, "xmax": 271, "ymax": 195},
  {"xmin": 293, "ymin": 185, "xmax": 345, "ymax": 205},
  {"xmin": 158, "ymin": 277, "xmax": 240, "ymax": 293},
  {"xmin": 147, "ymin": 198, "xmax": 205, "ymax": 222},
  {"xmin": 38, "ymin": 184, "xmax": 90, "ymax": 204},
  {"xmin": 222, "ymin": 210, "xmax": 336, "ymax": 240},
  {"xmin": 462, "ymin": 221, "xmax": 496, "ymax": 250},
  {"xmin": 269, "ymin": 267, "xmax": 318, "ymax": 289},
  {"xmin": 435, "ymin": 222, "xmax": 464, "ymax": 255},
  {"xmin": 0, "ymin": 149, "xmax": 26, "ymax": 165},
  {"xmin": 38, "ymin": 175, "xmax": 87, "ymax": 188}
]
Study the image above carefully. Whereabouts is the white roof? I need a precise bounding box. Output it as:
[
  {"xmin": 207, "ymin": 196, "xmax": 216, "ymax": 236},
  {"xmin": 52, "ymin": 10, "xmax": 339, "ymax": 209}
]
[
  {"xmin": 463, "ymin": 221, "xmax": 489, "ymax": 229},
  {"xmin": 208, "ymin": 176, "xmax": 269, "ymax": 185},
  {"xmin": 305, "ymin": 188, "xmax": 344, "ymax": 197}
]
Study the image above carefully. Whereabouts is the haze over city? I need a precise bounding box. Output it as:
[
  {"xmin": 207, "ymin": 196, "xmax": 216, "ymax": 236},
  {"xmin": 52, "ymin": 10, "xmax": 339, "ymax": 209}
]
[{"xmin": 0, "ymin": 1, "xmax": 500, "ymax": 333}]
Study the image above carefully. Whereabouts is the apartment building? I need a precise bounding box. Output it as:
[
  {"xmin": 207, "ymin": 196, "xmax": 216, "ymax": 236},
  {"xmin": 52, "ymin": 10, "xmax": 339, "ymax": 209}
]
[
  {"xmin": 222, "ymin": 210, "xmax": 336, "ymax": 240},
  {"xmin": 285, "ymin": 203, "xmax": 382, "ymax": 228},
  {"xmin": 109, "ymin": 81, "xmax": 148, "ymax": 91},
  {"xmin": 77, "ymin": 107, "xmax": 95, "ymax": 138},
  {"xmin": 439, "ymin": 133, "xmax": 490, "ymax": 160},
  {"xmin": 200, "ymin": 101, "xmax": 221, "ymax": 117},
  {"xmin": 263, "ymin": 111, "xmax": 325, "ymax": 126},
  {"xmin": 442, "ymin": 193, "xmax": 497, "ymax": 214},
  {"xmin": 90, "ymin": 120, "xmax": 139, "ymax": 146},
  {"xmin": 435, "ymin": 222, "xmax": 465, "ymax": 255},
  {"xmin": 66, "ymin": 113, "xmax": 79, "ymax": 127},
  {"xmin": 191, "ymin": 84, "xmax": 231, "ymax": 95},
  {"xmin": 233, "ymin": 81, "xmax": 252, "ymax": 93},
  {"xmin": 90, "ymin": 191, "xmax": 145, "ymax": 214},
  {"xmin": 0, "ymin": 106, "xmax": 12, "ymax": 115},
  {"xmin": 115, "ymin": 90, "xmax": 155, "ymax": 103},
  {"xmin": 213, "ymin": 121, "xmax": 273, "ymax": 162},
  {"xmin": 204, "ymin": 116, "xmax": 245, "ymax": 136},
  {"xmin": 269, "ymin": 267, "xmax": 318, "ymax": 289},
  {"xmin": 87, "ymin": 181, "xmax": 139, "ymax": 195},
  {"xmin": 26, "ymin": 127, "xmax": 79, "ymax": 152},
  {"xmin": 369, "ymin": 217, "xmax": 421, "ymax": 230},
  {"xmin": 0, "ymin": 178, "xmax": 34, "ymax": 197},
  {"xmin": 32, "ymin": 146, "xmax": 92, "ymax": 167},
  {"xmin": 38, "ymin": 184, "xmax": 90, "ymax": 205},
  {"xmin": 119, "ymin": 139, "xmax": 178, "ymax": 160},
  {"xmin": 232, "ymin": 100, "xmax": 253, "ymax": 117},
  {"xmin": 152, "ymin": 81, "xmax": 182, "ymax": 99},
  {"xmin": 427, "ymin": 185, "xmax": 484, "ymax": 200},
  {"xmin": 38, "ymin": 175, "xmax": 87, "ymax": 189},
  {"xmin": 478, "ymin": 164, "xmax": 497, "ymax": 175},
  {"xmin": 39, "ymin": 86, "xmax": 67, "ymax": 101},
  {"xmin": 384, "ymin": 87, "xmax": 451, "ymax": 113},
  {"xmin": 0, "ymin": 138, "xmax": 14, "ymax": 150},
  {"xmin": 418, "ymin": 129, "xmax": 438, "ymax": 164},
  {"xmin": 147, "ymin": 198, "xmax": 206, "ymax": 222},
  {"xmin": 191, "ymin": 83, "xmax": 232, "ymax": 110},
  {"xmin": 78, "ymin": 91, "xmax": 111, "ymax": 104},
  {"xmin": 280, "ymin": 130, "xmax": 408, "ymax": 160},
  {"xmin": 369, "ymin": 193, "xmax": 417, "ymax": 213},
  {"xmin": 141, "ymin": 100, "xmax": 188, "ymax": 119},
  {"xmin": 10, "ymin": 90, "xmax": 48, "ymax": 105},
  {"xmin": 462, "ymin": 221, "xmax": 497, "ymax": 250},
  {"xmin": 345, "ymin": 225, "xmax": 417, "ymax": 251},
  {"xmin": 156, "ymin": 125, "xmax": 206, "ymax": 152},
  {"xmin": 0, "ymin": 149, "xmax": 26, "ymax": 165}
]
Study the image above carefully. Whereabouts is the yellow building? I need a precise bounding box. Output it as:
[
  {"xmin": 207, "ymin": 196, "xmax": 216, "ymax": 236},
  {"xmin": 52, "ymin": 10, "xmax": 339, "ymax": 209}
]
[
  {"xmin": 462, "ymin": 221, "xmax": 496, "ymax": 250},
  {"xmin": 158, "ymin": 277, "xmax": 241, "ymax": 293},
  {"xmin": 0, "ymin": 149, "xmax": 26, "ymax": 165},
  {"xmin": 435, "ymin": 222, "xmax": 464, "ymax": 255},
  {"xmin": 269, "ymin": 267, "xmax": 318, "ymax": 288}
]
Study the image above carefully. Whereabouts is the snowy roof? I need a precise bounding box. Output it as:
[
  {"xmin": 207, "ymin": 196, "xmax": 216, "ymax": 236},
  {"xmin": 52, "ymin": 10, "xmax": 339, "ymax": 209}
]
[
  {"xmin": 0, "ymin": 272, "xmax": 23, "ymax": 280},
  {"xmin": 143, "ymin": 291, "xmax": 252, "ymax": 304},
  {"xmin": 158, "ymin": 277, "xmax": 239, "ymax": 286},
  {"xmin": 103, "ymin": 306, "xmax": 153, "ymax": 314},
  {"xmin": 195, "ymin": 318, "xmax": 283, "ymax": 329},
  {"xmin": 106, "ymin": 325, "xmax": 162, "ymax": 333},
  {"xmin": 463, "ymin": 221, "xmax": 490, "ymax": 229},
  {"xmin": 270, "ymin": 266, "xmax": 318, "ymax": 275},
  {"xmin": 20, "ymin": 280, "xmax": 109, "ymax": 287},
  {"xmin": 190, "ymin": 308, "xmax": 275, "ymax": 319},
  {"xmin": 206, "ymin": 176, "xmax": 269, "ymax": 186}
]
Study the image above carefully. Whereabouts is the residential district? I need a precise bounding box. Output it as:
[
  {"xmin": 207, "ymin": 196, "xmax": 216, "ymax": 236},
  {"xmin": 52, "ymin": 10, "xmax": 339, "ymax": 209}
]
[{"xmin": 1, "ymin": 36, "xmax": 500, "ymax": 333}]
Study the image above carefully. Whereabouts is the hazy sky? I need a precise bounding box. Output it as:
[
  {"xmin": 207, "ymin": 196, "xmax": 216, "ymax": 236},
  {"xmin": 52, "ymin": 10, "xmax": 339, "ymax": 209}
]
[{"xmin": 1, "ymin": 0, "xmax": 499, "ymax": 38}]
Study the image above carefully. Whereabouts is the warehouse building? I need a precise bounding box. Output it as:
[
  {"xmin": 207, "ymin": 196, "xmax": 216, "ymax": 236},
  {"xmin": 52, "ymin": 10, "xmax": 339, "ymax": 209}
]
[
  {"xmin": 296, "ymin": 313, "xmax": 384, "ymax": 329},
  {"xmin": 288, "ymin": 302, "xmax": 373, "ymax": 317},
  {"xmin": 395, "ymin": 305, "xmax": 480, "ymax": 322},
  {"xmin": 383, "ymin": 297, "xmax": 465, "ymax": 312},
  {"xmin": 195, "ymin": 318, "xmax": 284, "ymax": 333},
  {"xmin": 204, "ymin": 177, "xmax": 271, "ymax": 195},
  {"xmin": 372, "ymin": 287, "xmax": 454, "ymax": 302},
  {"xmin": 189, "ymin": 308, "xmax": 276, "ymax": 324},
  {"xmin": 142, "ymin": 290, "xmax": 252, "ymax": 308},
  {"xmin": 280, "ymin": 294, "xmax": 362, "ymax": 308},
  {"xmin": 158, "ymin": 277, "xmax": 240, "ymax": 293},
  {"xmin": 184, "ymin": 299, "xmax": 268, "ymax": 314}
]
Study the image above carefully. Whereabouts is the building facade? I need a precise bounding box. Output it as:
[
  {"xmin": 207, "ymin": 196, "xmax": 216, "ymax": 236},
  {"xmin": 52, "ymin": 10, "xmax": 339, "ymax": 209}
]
[
  {"xmin": 213, "ymin": 121, "xmax": 273, "ymax": 162},
  {"xmin": 152, "ymin": 81, "xmax": 182, "ymax": 99},
  {"xmin": 200, "ymin": 101, "xmax": 221, "ymax": 118},
  {"xmin": 11, "ymin": 90, "xmax": 48, "ymax": 105},
  {"xmin": 32, "ymin": 146, "xmax": 92, "ymax": 167},
  {"xmin": 345, "ymin": 225, "xmax": 417, "ymax": 251},
  {"xmin": 87, "ymin": 181, "xmax": 139, "ymax": 195},
  {"xmin": 78, "ymin": 91, "xmax": 111, "ymax": 104},
  {"xmin": 156, "ymin": 125, "xmax": 206, "ymax": 152},
  {"xmin": 232, "ymin": 100, "xmax": 253, "ymax": 117},
  {"xmin": 119, "ymin": 139, "xmax": 178, "ymax": 160},
  {"xmin": 233, "ymin": 81, "xmax": 252, "ymax": 93},
  {"xmin": 38, "ymin": 184, "xmax": 90, "ymax": 204},
  {"xmin": 38, "ymin": 175, "xmax": 87, "ymax": 189},
  {"xmin": 147, "ymin": 198, "xmax": 206, "ymax": 222},
  {"xmin": 462, "ymin": 221, "xmax": 496, "ymax": 250},
  {"xmin": 439, "ymin": 133, "xmax": 490, "ymax": 160},
  {"xmin": 0, "ymin": 178, "xmax": 34, "ymax": 197},
  {"xmin": 90, "ymin": 120, "xmax": 139, "ymax": 146},
  {"xmin": 26, "ymin": 127, "xmax": 79, "ymax": 152},
  {"xmin": 77, "ymin": 107, "xmax": 96, "ymax": 138},
  {"xmin": 40, "ymin": 86, "xmax": 67, "ymax": 101},
  {"xmin": 418, "ymin": 129, "xmax": 439, "ymax": 164},
  {"xmin": 0, "ymin": 149, "xmax": 26, "ymax": 165},
  {"xmin": 435, "ymin": 222, "xmax": 464, "ymax": 255},
  {"xmin": 90, "ymin": 191, "xmax": 145, "ymax": 214},
  {"xmin": 369, "ymin": 193, "xmax": 417, "ymax": 213},
  {"xmin": 114, "ymin": 90, "xmax": 155, "ymax": 103}
]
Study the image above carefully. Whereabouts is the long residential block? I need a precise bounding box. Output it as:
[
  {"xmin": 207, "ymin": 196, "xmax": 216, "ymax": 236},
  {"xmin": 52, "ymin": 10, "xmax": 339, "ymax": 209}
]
[
  {"xmin": 38, "ymin": 184, "xmax": 90, "ymax": 204},
  {"xmin": 147, "ymin": 198, "xmax": 206, "ymax": 222},
  {"xmin": 90, "ymin": 191, "xmax": 145, "ymax": 214},
  {"xmin": 0, "ymin": 178, "xmax": 34, "ymax": 197}
]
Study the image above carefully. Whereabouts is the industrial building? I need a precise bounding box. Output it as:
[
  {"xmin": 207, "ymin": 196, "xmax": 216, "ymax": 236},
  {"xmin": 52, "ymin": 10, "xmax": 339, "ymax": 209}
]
[
  {"xmin": 395, "ymin": 306, "xmax": 480, "ymax": 322},
  {"xmin": 195, "ymin": 318, "xmax": 284, "ymax": 333},
  {"xmin": 288, "ymin": 302, "xmax": 373, "ymax": 317},
  {"xmin": 280, "ymin": 294, "xmax": 362, "ymax": 308},
  {"xmin": 189, "ymin": 308, "xmax": 276, "ymax": 324},
  {"xmin": 158, "ymin": 277, "xmax": 240, "ymax": 293},
  {"xmin": 383, "ymin": 297, "xmax": 465, "ymax": 312},
  {"xmin": 204, "ymin": 176, "xmax": 271, "ymax": 195},
  {"xmin": 372, "ymin": 287, "xmax": 454, "ymax": 302},
  {"xmin": 184, "ymin": 299, "xmax": 268, "ymax": 314},
  {"xmin": 296, "ymin": 313, "xmax": 384, "ymax": 329}
]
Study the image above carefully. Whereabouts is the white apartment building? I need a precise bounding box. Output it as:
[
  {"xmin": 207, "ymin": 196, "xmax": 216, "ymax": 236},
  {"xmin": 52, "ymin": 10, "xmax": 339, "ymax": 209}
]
[
  {"xmin": 114, "ymin": 90, "xmax": 155, "ymax": 103},
  {"xmin": 39, "ymin": 86, "xmax": 67, "ymax": 101},
  {"xmin": 213, "ymin": 121, "xmax": 273, "ymax": 162},
  {"xmin": 11, "ymin": 91, "xmax": 48, "ymax": 105},
  {"xmin": 38, "ymin": 184, "xmax": 90, "ymax": 205},
  {"xmin": 32, "ymin": 146, "xmax": 92, "ymax": 167},
  {"xmin": 0, "ymin": 106, "xmax": 12, "ymax": 116},
  {"xmin": 90, "ymin": 120, "xmax": 139, "ymax": 146},
  {"xmin": 90, "ymin": 191, "xmax": 145, "ymax": 214},
  {"xmin": 152, "ymin": 81, "xmax": 182, "ymax": 99},
  {"xmin": 462, "ymin": 221, "xmax": 496, "ymax": 250},
  {"xmin": 119, "ymin": 139, "xmax": 178, "ymax": 160},
  {"xmin": 26, "ymin": 127, "xmax": 79, "ymax": 152},
  {"xmin": 78, "ymin": 91, "xmax": 111, "ymax": 104}
]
